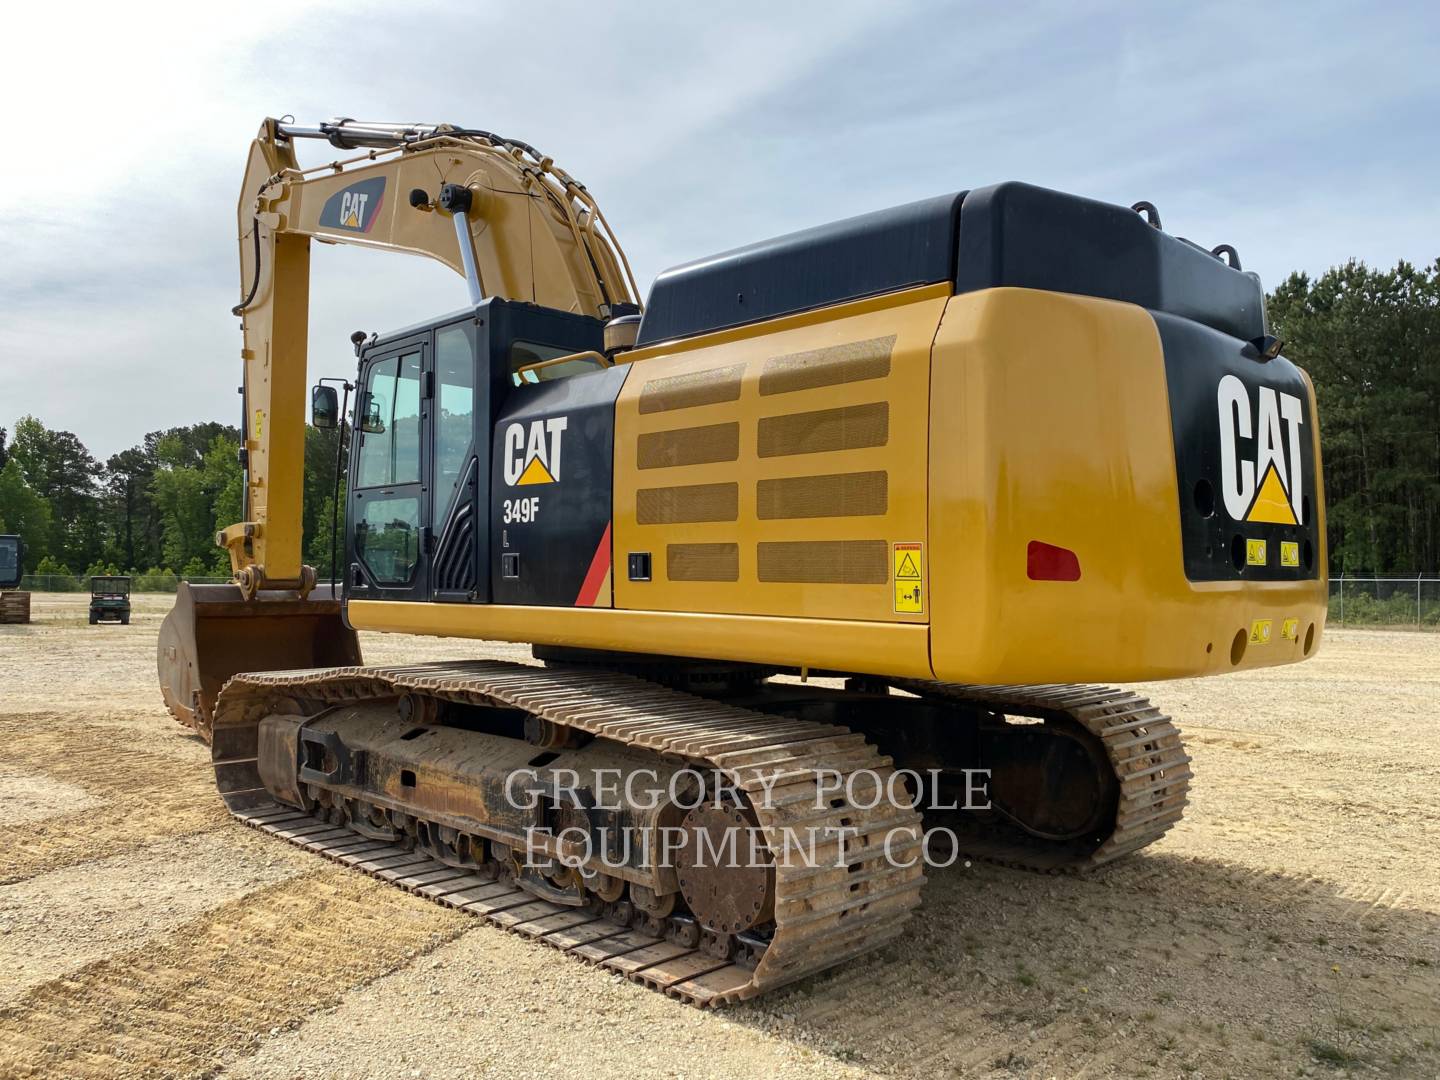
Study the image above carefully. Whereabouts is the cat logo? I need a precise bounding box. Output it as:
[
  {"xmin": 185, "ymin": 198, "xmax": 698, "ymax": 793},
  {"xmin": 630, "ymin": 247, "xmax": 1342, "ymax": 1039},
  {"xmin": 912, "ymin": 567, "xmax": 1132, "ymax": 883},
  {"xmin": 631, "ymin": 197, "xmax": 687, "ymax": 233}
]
[
  {"xmin": 1216, "ymin": 374, "xmax": 1305, "ymax": 526},
  {"xmin": 503, "ymin": 417, "xmax": 568, "ymax": 486},
  {"xmin": 339, "ymin": 191, "xmax": 369, "ymax": 228},
  {"xmin": 318, "ymin": 177, "xmax": 385, "ymax": 233}
]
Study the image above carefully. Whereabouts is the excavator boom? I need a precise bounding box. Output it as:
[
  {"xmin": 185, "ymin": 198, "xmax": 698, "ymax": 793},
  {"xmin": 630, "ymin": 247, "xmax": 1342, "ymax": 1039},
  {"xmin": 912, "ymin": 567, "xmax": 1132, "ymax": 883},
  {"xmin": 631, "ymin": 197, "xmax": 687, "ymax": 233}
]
[{"xmin": 159, "ymin": 117, "xmax": 638, "ymax": 735}]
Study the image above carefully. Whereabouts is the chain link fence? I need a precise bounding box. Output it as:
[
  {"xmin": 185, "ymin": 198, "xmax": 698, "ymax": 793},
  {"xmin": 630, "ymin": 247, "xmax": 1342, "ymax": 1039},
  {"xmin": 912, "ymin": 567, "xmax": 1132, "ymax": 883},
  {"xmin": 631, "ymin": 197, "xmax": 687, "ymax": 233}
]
[{"xmin": 1329, "ymin": 576, "xmax": 1440, "ymax": 628}]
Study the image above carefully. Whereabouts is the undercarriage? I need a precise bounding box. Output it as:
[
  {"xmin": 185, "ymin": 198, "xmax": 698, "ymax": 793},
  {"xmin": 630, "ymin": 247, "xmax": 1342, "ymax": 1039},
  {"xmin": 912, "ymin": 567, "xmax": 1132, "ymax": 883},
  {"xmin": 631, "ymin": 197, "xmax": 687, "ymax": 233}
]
[{"xmin": 210, "ymin": 657, "xmax": 1190, "ymax": 1005}]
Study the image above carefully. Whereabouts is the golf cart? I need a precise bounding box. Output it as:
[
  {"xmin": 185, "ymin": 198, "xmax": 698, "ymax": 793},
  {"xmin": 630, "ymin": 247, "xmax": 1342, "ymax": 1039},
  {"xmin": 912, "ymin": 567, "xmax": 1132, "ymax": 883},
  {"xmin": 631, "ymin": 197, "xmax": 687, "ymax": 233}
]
[{"xmin": 89, "ymin": 576, "xmax": 132, "ymax": 625}]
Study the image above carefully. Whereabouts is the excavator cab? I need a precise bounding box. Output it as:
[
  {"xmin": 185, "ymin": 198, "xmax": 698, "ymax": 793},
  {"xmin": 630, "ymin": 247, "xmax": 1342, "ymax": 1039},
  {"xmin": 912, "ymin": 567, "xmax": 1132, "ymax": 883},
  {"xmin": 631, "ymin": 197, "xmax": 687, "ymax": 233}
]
[{"xmin": 342, "ymin": 297, "xmax": 620, "ymax": 609}]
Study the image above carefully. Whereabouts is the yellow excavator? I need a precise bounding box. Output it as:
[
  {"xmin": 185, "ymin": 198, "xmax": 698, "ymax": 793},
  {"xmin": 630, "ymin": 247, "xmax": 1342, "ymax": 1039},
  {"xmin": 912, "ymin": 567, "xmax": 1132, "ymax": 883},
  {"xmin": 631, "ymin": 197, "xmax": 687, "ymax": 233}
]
[{"xmin": 158, "ymin": 117, "xmax": 1327, "ymax": 1006}]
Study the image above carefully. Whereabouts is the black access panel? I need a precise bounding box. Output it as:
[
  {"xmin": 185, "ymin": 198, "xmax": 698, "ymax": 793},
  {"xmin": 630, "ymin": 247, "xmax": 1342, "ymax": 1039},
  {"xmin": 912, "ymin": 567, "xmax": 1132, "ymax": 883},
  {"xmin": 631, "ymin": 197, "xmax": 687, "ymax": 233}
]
[{"xmin": 490, "ymin": 364, "xmax": 628, "ymax": 607}]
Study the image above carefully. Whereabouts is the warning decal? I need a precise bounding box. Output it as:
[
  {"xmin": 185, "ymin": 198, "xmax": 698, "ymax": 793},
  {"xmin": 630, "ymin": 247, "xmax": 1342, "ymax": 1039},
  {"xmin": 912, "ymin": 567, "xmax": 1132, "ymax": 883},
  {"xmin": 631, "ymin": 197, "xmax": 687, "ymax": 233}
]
[
  {"xmin": 893, "ymin": 542, "xmax": 923, "ymax": 614},
  {"xmin": 1250, "ymin": 618, "xmax": 1273, "ymax": 645},
  {"xmin": 1280, "ymin": 541, "xmax": 1300, "ymax": 567},
  {"xmin": 1246, "ymin": 539, "xmax": 1267, "ymax": 567},
  {"xmin": 1281, "ymin": 617, "xmax": 1299, "ymax": 641}
]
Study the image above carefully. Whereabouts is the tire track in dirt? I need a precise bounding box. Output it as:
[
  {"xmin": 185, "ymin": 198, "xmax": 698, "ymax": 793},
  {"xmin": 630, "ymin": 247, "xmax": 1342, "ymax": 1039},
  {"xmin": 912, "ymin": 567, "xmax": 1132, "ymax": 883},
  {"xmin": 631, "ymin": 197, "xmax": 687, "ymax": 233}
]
[
  {"xmin": 729, "ymin": 851, "xmax": 1440, "ymax": 1078},
  {"xmin": 0, "ymin": 869, "xmax": 469, "ymax": 1079},
  {"xmin": 0, "ymin": 831, "xmax": 312, "ymax": 1005},
  {"xmin": 0, "ymin": 719, "xmax": 223, "ymax": 884}
]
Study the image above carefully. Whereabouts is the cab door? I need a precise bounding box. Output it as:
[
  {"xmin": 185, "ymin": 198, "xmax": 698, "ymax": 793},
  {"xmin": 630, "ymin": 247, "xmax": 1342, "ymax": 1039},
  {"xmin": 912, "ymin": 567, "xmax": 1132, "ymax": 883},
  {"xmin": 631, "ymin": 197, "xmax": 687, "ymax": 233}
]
[
  {"xmin": 429, "ymin": 318, "xmax": 485, "ymax": 602},
  {"xmin": 347, "ymin": 333, "xmax": 432, "ymax": 603}
]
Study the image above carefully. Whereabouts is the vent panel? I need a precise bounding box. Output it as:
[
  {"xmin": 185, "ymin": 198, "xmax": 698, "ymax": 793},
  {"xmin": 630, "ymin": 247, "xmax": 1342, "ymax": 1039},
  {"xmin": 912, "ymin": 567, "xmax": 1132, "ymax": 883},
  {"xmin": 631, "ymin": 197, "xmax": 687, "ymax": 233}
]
[
  {"xmin": 757, "ymin": 540, "xmax": 889, "ymax": 584},
  {"xmin": 636, "ymin": 483, "xmax": 739, "ymax": 524},
  {"xmin": 757, "ymin": 471, "xmax": 888, "ymax": 520},
  {"xmin": 639, "ymin": 364, "xmax": 744, "ymax": 414},
  {"xmin": 667, "ymin": 543, "xmax": 740, "ymax": 582},
  {"xmin": 759, "ymin": 335, "xmax": 895, "ymax": 396},
  {"xmin": 637, "ymin": 423, "xmax": 740, "ymax": 470},
  {"xmin": 758, "ymin": 402, "xmax": 889, "ymax": 458}
]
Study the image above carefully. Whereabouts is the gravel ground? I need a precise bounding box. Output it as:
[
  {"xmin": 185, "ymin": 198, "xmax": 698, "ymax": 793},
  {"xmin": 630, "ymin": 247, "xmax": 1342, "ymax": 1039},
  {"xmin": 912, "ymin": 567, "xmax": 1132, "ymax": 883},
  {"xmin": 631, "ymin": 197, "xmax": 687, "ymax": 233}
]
[{"xmin": 1, "ymin": 593, "xmax": 1437, "ymax": 1078}]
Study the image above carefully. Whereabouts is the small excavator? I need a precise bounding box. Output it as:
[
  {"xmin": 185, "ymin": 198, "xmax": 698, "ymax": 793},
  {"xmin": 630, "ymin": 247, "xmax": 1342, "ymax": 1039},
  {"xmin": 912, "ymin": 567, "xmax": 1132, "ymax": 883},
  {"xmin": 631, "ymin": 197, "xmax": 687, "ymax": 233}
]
[
  {"xmin": 0, "ymin": 535, "xmax": 28, "ymax": 624},
  {"xmin": 158, "ymin": 117, "xmax": 1327, "ymax": 1005}
]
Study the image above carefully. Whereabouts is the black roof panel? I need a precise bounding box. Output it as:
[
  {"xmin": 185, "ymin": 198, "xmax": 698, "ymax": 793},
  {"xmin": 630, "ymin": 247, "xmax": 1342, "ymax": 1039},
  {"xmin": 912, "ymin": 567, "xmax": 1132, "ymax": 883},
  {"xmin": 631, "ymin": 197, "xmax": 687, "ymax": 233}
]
[
  {"xmin": 635, "ymin": 182, "xmax": 1266, "ymax": 348},
  {"xmin": 634, "ymin": 193, "xmax": 964, "ymax": 347},
  {"xmin": 956, "ymin": 182, "xmax": 1265, "ymax": 342}
]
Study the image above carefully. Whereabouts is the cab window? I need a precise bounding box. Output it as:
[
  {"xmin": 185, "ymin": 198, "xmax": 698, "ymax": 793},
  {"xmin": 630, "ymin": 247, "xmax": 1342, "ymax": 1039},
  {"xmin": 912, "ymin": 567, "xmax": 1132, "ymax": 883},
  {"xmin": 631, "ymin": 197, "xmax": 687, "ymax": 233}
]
[
  {"xmin": 434, "ymin": 325, "xmax": 476, "ymax": 529},
  {"xmin": 356, "ymin": 351, "xmax": 422, "ymax": 487},
  {"xmin": 354, "ymin": 497, "xmax": 420, "ymax": 585},
  {"xmin": 510, "ymin": 340, "xmax": 608, "ymax": 385}
]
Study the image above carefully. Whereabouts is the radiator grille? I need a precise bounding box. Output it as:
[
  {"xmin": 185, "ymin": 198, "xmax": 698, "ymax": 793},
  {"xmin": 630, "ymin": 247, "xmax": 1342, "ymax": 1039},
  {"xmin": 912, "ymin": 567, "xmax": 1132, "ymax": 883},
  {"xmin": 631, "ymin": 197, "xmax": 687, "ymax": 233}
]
[
  {"xmin": 667, "ymin": 542, "xmax": 740, "ymax": 581},
  {"xmin": 757, "ymin": 471, "xmax": 888, "ymax": 520},
  {"xmin": 637, "ymin": 422, "xmax": 740, "ymax": 470},
  {"xmin": 759, "ymin": 335, "xmax": 895, "ymax": 396},
  {"xmin": 639, "ymin": 364, "xmax": 745, "ymax": 414},
  {"xmin": 756, "ymin": 540, "xmax": 889, "ymax": 584},
  {"xmin": 758, "ymin": 402, "xmax": 889, "ymax": 458},
  {"xmin": 636, "ymin": 483, "xmax": 739, "ymax": 524}
]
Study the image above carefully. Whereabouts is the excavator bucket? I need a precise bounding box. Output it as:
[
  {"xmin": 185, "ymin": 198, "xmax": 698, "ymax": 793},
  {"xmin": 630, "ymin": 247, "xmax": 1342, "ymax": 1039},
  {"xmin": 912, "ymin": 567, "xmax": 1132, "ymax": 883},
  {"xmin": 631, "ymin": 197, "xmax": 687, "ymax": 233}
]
[{"xmin": 157, "ymin": 581, "xmax": 361, "ymax": 742}]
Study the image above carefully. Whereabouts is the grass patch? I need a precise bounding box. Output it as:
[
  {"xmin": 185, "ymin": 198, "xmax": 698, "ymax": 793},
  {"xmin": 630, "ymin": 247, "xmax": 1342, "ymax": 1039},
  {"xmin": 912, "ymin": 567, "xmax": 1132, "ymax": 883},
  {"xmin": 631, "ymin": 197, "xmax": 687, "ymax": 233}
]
[{"xmin": 1307, "ymin": 1038, "xmax": 1359, "ymax": 1067}]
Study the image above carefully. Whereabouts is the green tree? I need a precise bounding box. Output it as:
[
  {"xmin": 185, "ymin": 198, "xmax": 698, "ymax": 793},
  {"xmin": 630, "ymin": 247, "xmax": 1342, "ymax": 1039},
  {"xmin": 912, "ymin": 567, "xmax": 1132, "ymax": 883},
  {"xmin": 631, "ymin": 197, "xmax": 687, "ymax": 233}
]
[
  {"xmin": 150, "ymin": 435, "xmax": 211, "ymax": 571},
  {"xmin": 8, "ymin": 416, "xmax": 103, "ymax": 569},
  {"xmin": 97, "ymin": 423, "xmax": 241, "ymax": 573},
  {"xmin": 144, "ymin": 422, "xmax": 240, "ymax": 467},
  {"xmin": 307, "ymin": 487, "xmax": 349, "ymax": 581},
  {"xmin": 104, "ymin": 446, "xmax": 161, "ymax": 571},
  {"xmin": 151, "ymin": 432, "xmax": 243, "ymax": 575},
  {"xmin": 204, "ymin": 435, "xmax": 245, "ymax": 575},
  {"xmin": 0, "ymin": 459, "xmax": 52, "ymax": 571},
  {"xmin": 303, "ymin": 423, "xmax": 350, "ymax": 563},
  {"xmin": 1268, "ymin": 259, "xmax": 1440, "ymax": 573}
]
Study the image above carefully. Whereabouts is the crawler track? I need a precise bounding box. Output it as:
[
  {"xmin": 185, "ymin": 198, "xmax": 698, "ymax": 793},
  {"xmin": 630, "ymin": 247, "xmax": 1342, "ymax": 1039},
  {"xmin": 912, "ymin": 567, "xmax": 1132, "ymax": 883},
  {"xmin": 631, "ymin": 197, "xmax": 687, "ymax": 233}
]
[
  {"xmin": 892, "ymin": 681, "xmax": 1193, "ymax": 871},
  {"xmin": 212, "ymin": 661, "xmax": 925, "ymax": 1006}
]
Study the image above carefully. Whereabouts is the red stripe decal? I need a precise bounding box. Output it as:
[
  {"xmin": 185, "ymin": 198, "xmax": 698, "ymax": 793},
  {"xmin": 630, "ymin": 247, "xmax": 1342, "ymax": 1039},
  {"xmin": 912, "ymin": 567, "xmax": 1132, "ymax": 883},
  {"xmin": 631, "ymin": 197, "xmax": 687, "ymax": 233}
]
[
  {"xmin": 575, "ymin": 522, "xmax": 612, "ymax": 606},
  {"xmin": 363, "ymin": 192, "xmax": 385, "ymax": 232}
]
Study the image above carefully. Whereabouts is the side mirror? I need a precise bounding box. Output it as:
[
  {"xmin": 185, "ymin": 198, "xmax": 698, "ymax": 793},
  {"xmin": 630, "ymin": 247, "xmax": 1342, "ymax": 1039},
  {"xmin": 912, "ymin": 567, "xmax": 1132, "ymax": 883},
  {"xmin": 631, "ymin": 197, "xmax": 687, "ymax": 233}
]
[
  {"xmin": 360, "ymin": 397, "xmax": 386, "ymax": 435},
  {"xmin": 311, "ymin": 385, "xmax": 339, "ymax": 429}
]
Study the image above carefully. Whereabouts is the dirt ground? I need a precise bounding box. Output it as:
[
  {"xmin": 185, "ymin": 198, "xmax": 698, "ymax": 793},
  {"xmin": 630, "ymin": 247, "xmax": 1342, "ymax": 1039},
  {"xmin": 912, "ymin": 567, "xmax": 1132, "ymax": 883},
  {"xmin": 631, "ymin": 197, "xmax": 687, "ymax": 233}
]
[{"xmin": 1, "ymin": 593, "xmax": 1437, "ymax": 1079}]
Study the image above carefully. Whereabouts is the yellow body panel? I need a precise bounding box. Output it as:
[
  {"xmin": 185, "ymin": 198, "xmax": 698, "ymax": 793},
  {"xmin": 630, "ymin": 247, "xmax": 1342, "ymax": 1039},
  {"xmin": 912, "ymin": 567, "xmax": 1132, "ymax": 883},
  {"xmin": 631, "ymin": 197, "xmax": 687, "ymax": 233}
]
[
  {"xmin": 350, "ymin": 285, "xmax": 1327, "ymax": 687},
  {"xmin": 927, "ymin": 288, "xmax": 1327, "ymax": 683},
  {"xmin": 346, "ymin": 601, "xmax": 934, "ymax": 679},
  {"xmin": 611, "ymin": 285, "xmax": 946, "ymax": 623}
]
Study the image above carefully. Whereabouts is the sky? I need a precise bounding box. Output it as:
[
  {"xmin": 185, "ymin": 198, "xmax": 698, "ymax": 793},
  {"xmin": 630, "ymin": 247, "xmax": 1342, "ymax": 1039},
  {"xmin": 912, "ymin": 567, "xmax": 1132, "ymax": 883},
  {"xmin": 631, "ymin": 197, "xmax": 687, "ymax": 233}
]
[{"xmin": 2, "ymin": 0, "xmax": 1437, "ymax": 460}]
